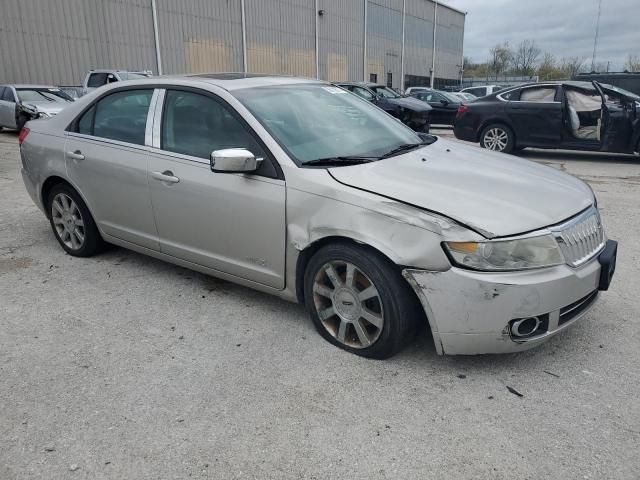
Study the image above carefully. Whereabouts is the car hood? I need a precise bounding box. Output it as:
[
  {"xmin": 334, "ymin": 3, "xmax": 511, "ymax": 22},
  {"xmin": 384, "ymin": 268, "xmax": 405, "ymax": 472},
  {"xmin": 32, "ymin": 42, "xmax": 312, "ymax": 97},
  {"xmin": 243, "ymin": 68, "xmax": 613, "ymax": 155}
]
[
  {"xmin": 22, "ymin": 101, "xmax": 70, "ymax": 115},
  {"xmin": 328, "ymin": 138, "xmax": 594, "ymax": 238},
  {"xmin": 386, "ymin": 96, "xmax": 433, "ymax": 112}
]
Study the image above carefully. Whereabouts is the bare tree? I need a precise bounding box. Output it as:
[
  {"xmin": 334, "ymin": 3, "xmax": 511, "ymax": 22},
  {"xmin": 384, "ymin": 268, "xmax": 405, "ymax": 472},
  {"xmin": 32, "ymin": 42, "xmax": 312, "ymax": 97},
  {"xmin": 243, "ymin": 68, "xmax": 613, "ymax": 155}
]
[
  {"xmin": 626, "ymin": 54, "xmax": 640, "ymax": 71},
  {"xmin": 537, "ymin": 52, "xmax": 558, "ymax": 80},
  {"xmin": 559, "ymin": 57, "xmax": 586, "ymax": 78},
  {"xmin": 512, "ymin": 40, "xmax": 541, "ymax": 76},
  {"xmin": 488, "ymin": 42, "xmax": 512, "ymax": 77}
]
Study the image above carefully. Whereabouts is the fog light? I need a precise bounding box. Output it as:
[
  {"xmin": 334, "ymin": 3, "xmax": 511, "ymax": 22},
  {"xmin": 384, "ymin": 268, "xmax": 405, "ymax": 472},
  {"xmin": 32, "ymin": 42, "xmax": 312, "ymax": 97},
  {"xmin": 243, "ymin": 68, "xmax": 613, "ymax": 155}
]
[{"xmin": 510, "ymin": 316, "xmax": 541, "ymax": 337}]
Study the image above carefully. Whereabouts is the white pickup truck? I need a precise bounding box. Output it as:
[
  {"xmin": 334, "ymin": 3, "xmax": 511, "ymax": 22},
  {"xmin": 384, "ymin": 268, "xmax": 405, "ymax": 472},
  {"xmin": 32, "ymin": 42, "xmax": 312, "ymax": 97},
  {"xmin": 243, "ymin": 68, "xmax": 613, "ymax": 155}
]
[{"xmin": 82, "ymin": 70, "xmax": 152, "ymax": 95}]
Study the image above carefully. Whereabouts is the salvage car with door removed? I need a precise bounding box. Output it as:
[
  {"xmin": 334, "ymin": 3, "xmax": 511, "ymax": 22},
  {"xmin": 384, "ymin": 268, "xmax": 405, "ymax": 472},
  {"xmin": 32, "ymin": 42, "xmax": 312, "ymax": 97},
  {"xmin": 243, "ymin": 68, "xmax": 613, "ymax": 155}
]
[
  {"xmin": 20, "ymin": 74, "xmax": 617, "ymax": 358},
  {"xmin": 454, "ymin": 81, "xmax": 640, "ymax": 154}
]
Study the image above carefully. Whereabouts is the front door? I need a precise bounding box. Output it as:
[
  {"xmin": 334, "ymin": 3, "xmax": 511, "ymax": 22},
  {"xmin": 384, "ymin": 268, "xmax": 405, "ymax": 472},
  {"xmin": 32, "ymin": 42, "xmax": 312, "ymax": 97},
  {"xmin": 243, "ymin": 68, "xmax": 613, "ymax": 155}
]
[
  {"xmin": 593, "ymin": 81, "xmax": 635, "ymax": 153},
  {"xmin": 505, "ymin": 85, "xmax": 562, "ymax": 146},
  {"xmin": 0, "ymin": 87, "xmax": 17, "ymax": 128},
  {"xmin": 148, "ymin": 89, "xmax": 286, "ymax": 289},
  {"xmin": 65, "ymin": 88, "xmax": 159, "ymax": 250}
]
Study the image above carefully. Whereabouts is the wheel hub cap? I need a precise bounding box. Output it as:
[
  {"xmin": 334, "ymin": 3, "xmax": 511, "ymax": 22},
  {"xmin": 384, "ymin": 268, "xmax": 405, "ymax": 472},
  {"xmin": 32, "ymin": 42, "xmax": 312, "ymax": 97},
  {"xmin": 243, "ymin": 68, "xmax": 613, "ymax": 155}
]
[
  {"xmin": 51, "ymin": 193, "xmax": 85, "ymax": 250},
  {"xmin": 312, "ymin": 260, "xmax": 384, "ymax": 349}
]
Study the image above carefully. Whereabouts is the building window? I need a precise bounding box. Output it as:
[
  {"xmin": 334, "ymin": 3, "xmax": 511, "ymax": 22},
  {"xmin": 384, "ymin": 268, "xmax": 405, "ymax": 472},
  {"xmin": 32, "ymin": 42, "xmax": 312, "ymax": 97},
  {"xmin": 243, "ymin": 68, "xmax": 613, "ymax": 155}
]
[
  {"xmin": 369, "ymin": 73, "xmax": 377, "ymax": 83},
  {"xmin": 386, "ymin": 72, "xmax": 392, "ymax": 88}
]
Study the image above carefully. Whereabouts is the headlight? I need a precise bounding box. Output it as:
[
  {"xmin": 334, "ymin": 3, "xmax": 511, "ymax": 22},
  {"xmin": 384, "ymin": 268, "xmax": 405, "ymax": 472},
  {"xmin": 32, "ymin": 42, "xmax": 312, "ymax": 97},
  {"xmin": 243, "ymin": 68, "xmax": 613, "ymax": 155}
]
[
  {"xmin": 444, "ymin": 234, "xmax": 565, "ymax": 271},
  {"xmin": 37, "ymin": 112, "xmax": 51, "ymax": 118}
]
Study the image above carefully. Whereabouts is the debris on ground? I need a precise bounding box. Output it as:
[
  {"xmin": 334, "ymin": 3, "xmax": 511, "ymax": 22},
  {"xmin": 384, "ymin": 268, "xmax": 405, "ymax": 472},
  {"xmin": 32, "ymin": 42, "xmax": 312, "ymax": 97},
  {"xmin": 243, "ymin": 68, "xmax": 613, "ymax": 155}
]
[
  {"xmin": 543, "ymin": 370, "xmax": 560, "ymax": 378},
  {"xmin": 506, "ymin": 386, "xmax": 524, "ymax": 398}
]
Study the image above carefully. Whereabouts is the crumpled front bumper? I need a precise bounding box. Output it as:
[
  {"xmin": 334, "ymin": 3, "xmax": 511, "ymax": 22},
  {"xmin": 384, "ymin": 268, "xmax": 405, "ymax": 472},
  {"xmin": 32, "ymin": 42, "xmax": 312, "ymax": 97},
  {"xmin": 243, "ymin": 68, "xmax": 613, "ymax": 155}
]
[{"xmin": 403, "ymin": 257, "xmax": 603, "ymax": 355}]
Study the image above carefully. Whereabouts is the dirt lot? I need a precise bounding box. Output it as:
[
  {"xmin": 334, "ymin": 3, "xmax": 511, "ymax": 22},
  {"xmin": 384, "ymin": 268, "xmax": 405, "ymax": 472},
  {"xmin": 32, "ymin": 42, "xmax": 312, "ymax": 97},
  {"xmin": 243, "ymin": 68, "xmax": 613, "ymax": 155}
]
[{"xmin": 1, "ymin": 128, "xmax": 639, "ymax": 479}]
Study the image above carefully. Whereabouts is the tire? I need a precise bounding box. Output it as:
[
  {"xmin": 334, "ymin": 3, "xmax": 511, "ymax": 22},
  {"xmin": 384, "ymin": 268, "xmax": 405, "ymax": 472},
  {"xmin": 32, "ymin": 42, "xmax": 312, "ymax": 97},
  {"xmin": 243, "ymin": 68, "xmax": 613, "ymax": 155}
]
[
  {"xmin": 480, "ymin": 123, "xmax": 515, "ymax": 153},
  {"xmin": 16, "ymin": 114, "xmax": 29, "ymax": 132},
  {"xmin": 47, "ymin": 184, "xmax": 104, "ymax": 257},
  {"xmin": 303, "ymin": 242, "xmax": 420, "ymax": 359}
]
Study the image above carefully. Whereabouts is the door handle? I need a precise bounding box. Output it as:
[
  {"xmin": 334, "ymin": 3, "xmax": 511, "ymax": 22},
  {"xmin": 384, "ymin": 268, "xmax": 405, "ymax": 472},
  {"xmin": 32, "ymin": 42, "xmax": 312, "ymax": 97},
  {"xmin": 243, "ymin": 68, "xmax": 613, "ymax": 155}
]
[
  {"xmin": 67, "ymin": 150, "xmax": 85, "ymax": 161},
  {"xmin": 151, "ymin": 170, "xmax": 180, "ymax": 184}
]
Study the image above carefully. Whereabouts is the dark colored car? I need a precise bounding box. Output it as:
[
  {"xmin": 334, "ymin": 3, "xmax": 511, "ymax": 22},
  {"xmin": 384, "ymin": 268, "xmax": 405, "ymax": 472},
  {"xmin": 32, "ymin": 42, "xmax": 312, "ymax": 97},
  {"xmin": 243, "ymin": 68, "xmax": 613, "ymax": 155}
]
[
  {"xmin": 454, "ymin": 81, "xmax": 640, "ymax": 154},
  {"xmin": 574, "ymin": 72, "xmax": 640, "ymax": 96},
  {"xmin": 336, "ymin": 82, "xmax": 432, "ymax": 132},
  {"xmin": 409, "ymin": 89, "xmax": 461, "ymax": 125}
]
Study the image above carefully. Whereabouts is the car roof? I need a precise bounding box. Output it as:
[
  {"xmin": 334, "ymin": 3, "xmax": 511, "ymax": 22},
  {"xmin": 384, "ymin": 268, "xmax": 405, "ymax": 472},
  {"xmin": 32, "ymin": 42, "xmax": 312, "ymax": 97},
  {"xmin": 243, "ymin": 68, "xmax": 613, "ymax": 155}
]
[{"xmin": 163, "ymin": 73, "xmax": 326, "ymax": 91}]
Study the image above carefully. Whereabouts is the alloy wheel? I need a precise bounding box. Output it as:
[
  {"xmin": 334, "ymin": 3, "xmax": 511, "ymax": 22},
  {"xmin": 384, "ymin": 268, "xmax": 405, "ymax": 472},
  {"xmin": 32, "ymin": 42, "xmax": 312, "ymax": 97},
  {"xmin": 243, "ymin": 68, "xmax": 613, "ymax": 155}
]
[
  {"xmin": 51, "ymin": 193, "xmax": 85, "ymax": 250},
  {"xmin": 312, "ymin": 260, "xmax": 384, "ymax": 349},
  {"xmin": 483, "ymin": 127, "xmax": 509, "ymax": 151}
]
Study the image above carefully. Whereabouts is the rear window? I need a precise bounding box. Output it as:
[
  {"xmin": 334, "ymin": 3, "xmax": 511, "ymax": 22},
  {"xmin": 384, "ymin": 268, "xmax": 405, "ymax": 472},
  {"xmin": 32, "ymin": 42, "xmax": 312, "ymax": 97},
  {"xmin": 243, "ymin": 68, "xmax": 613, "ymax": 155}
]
[{"xmin": 87, "ymin": 73, "xmax": 108, "ymax": 88}]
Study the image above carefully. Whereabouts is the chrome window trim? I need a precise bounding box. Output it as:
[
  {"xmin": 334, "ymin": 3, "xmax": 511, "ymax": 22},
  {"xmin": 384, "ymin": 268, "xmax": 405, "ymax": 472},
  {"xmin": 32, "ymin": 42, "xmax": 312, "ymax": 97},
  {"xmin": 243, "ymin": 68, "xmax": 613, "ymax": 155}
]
[
  {"xmin": 66, "ymin": 131, "xmax": 153, "ymax": 153},
  {"xmin": 496, "ymin": 84, "xmax": 561, "ymax": 103},
  {"xmin": 151, "ymin": 89, "xmax": 166, "ymax": 149},
  {"xmin": 144, "ymin": 89, "xmax": 160, "ymax": 147}
]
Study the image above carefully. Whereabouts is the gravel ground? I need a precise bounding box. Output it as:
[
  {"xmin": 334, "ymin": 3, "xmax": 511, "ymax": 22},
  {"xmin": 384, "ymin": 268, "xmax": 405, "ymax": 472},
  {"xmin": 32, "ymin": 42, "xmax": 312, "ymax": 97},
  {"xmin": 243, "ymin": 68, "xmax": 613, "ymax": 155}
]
[{"xmin": 1, "ymin": 128, "xmax": 639, "ymax": 479}]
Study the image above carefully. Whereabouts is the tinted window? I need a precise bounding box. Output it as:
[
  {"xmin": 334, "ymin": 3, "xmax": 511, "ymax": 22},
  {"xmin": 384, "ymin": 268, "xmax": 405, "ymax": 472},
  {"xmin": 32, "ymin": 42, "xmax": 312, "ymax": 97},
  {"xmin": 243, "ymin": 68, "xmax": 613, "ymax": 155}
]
[
  {"xmin": 0, "ymin": 87, "xmax": 5, "ymax": 100},
  {"xmin": 465, "ymin": 87, "xmax": 485, "ymax": 97},
  {"xmin": 83, "ymin": 89, "xmax": 153, "ymax": 145},
  {"xmin": 1, "ymin": 87, "xmax": 15, "ymax": 102},
  {"xmin": 161, "ymin": 90, "xmax": 266, "ymax": 160},
  {"xmin": 500, "ymin": 89, "xmax": 520, "ymax": 100},
  {"xmin": 87, "ymin": 73, "xmax": 108, "ymax": 88}
]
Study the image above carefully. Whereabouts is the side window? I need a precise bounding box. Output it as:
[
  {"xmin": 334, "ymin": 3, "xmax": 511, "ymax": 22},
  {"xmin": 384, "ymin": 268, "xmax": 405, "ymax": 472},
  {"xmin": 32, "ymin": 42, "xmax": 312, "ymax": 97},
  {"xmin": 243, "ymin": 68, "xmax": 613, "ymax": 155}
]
[
  {"xmin": 0, "ymin": 87, "xmax": 5, "ymax": 100},
  {"xmin": 77, "ymin": 105, "xmax": 96, "ymax": 135},
  {"xmin": 161, "ymin": 90, "xmax": 267, "ymax": 161},
  {"xmin": 352, "ymin": 87, "xmax": 374, "ymax": 101},
  {"xmin": 500, "ymin": 89, "xmax": 520, "ymax": 101},
  {"xmin": 76, "ymin": 89, "xmax": 153, "ymax": 145},
  {"xmin": 519, "ymin": 87, "xmax": 557, "ymax": 103},
  {"xmin": 87, "ymin": 73, "xmax": 108, "ymax": 88}
]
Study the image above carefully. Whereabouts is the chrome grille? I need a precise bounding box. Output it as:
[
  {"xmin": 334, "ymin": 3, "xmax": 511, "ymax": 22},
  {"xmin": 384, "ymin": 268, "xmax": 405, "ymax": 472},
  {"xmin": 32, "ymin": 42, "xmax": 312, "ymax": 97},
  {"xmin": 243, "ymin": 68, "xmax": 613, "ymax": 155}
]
[{"xmin": 552, "ymin": 207, "xmax": 605, "ymax": 267}]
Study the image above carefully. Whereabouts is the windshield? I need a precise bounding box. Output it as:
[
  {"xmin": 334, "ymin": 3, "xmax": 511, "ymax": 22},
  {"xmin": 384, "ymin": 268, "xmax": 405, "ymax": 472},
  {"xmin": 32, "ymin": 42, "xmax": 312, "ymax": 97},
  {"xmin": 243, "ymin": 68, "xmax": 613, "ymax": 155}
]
[
  {"xmin": 233, "ymin": 84, "xmax": 423, "ymax": 165},
  {"xmin": 16, "ymin": 88, "xmax": 74, "ymax": 103},
  {"xmin": 370, "ymin": 86, "xmax": 402, "ymax": 98}
]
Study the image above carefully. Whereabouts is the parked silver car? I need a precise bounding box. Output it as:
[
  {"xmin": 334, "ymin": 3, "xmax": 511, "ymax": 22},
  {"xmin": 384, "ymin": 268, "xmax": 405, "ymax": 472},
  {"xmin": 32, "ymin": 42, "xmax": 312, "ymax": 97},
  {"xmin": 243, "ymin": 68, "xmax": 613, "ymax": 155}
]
[
  {"xmin": 19, "ymin": 74, "xmax": 617, "ymax": 358},
  {"xmin": 0, "ymin": 85, "xmax": 74, "ymax": 131}
]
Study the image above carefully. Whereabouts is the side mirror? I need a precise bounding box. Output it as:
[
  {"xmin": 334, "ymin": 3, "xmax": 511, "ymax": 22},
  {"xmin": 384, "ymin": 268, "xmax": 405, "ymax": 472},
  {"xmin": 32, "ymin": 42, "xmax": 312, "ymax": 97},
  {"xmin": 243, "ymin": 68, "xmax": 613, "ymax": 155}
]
[
  {"xmin": 440, "ymin": 99, "xmax": 449, "ymax": 106},
  {"xmin": 210, "ymin": 148, "xmax": 262, "ymax": 173}
]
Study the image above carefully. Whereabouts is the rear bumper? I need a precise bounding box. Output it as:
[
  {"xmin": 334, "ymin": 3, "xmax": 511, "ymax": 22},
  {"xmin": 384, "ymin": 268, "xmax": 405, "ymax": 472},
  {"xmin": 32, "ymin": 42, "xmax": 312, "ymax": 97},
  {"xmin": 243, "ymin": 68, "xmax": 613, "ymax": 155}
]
[
  {"xmin": 453, "ymin": 122, "xmax": 477, "ymax": 142},
  {"xmin": 403, "ymin": 256, "xmax": 603, "ymax": 355},
  {"xmin": 21, "ymin": 167, "xmax": 43, "ymax": 213}
]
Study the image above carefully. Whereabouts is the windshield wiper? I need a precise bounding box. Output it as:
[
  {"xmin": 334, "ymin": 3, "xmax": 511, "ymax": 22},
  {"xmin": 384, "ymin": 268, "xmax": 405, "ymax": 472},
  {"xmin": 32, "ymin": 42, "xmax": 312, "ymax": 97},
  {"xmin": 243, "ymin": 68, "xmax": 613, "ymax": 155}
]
[
  {"xmin": 380, "ymin": 141, "xmax": 429, "ymax": 159},
  {"xmin": 303, "ymin": 156, "xmax": 376, "ymax": 167}
]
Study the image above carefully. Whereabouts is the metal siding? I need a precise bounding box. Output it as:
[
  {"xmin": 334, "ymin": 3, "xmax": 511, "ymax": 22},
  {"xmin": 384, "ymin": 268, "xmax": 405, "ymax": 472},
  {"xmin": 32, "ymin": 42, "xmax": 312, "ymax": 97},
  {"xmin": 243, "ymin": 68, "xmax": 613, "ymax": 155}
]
[
  {"xmin": 318, "ymin": 0, "xmax": 364, "ymax": 81},
  {"xmin": 0, "ymin": 0, "xmax": 463, "ymax": 85}
]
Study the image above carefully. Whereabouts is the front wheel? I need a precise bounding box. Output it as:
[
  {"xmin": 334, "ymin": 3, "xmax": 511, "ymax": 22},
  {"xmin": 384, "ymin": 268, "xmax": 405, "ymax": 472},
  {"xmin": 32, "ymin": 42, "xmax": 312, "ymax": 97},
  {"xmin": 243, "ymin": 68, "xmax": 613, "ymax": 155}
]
[
  {"xmin": 303, "ymin": 243, "xmax": 420, "ymax": 359},
  {"xmin": 480, "ymin": 123, "xmax": 515, "ymax": 153}
]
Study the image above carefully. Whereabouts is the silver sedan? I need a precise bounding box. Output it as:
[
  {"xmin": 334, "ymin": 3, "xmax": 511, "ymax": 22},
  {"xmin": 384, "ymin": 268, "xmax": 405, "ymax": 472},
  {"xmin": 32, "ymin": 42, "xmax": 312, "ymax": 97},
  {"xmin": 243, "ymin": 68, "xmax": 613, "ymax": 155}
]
[{"xmin": 19, "ymin": 74, "xmax": 617, "ymax": 358}]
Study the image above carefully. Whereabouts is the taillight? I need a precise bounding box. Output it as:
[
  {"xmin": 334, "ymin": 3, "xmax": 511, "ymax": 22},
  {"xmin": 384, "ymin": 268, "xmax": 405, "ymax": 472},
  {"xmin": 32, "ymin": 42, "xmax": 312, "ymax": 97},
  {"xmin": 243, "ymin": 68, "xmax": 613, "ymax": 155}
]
[
  {"xmin": 457, "ymin": 104, "xmax": 468, "ymax": 114},
  {"xmin": 18, "ymin": 127, "xmax": 30, "ymax": 146}
]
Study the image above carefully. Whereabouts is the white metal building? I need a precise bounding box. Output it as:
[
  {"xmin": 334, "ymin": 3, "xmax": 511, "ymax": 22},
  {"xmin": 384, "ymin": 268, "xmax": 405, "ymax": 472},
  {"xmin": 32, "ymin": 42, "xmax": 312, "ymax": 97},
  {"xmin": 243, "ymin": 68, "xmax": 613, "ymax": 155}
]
[{"xmin": 0, "ymin": 0, "xmax": 465, "ymax": 89}]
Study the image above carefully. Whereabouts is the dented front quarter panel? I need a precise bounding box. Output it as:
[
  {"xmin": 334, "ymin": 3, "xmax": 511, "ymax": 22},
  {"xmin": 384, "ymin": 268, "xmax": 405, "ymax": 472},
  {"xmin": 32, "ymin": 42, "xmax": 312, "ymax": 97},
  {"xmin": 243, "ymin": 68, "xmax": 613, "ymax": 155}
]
[{"xmin": 279, "ymin": 163, "xmax": 482, "ymax": 302}]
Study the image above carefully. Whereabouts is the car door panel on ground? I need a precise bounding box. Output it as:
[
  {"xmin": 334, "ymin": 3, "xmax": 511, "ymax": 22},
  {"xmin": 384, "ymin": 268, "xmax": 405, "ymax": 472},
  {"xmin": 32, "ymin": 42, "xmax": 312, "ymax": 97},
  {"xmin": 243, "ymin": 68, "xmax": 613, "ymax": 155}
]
[
  {"xmin": 65, "ymin": 88, "xmax": 160, "ymax": 250},
  {"xmin": 505, "ymin": 86, "xmax": 562, "ymax": 146},
  {"xmin": 0, "ymin": 86, "xmax": 17, "ymax": 128},
  {"xmin": 148, "ymin": 89, "xmax": 286, "ymax": 289}
]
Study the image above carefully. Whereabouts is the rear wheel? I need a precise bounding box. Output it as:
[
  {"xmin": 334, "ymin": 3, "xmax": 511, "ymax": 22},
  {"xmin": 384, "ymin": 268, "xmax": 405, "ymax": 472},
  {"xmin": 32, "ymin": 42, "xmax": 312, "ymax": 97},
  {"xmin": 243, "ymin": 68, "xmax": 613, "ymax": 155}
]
[
  {"xmin": 480, "ymin": 123, "xmax": 515, "ymax": 153},
  {"xmin": 303, "ymin": 243, "xmax": 420, "ymax": 359},
  {"xmin": 47, "ymin": 184, "xmax": 104, "ymax": 257}
]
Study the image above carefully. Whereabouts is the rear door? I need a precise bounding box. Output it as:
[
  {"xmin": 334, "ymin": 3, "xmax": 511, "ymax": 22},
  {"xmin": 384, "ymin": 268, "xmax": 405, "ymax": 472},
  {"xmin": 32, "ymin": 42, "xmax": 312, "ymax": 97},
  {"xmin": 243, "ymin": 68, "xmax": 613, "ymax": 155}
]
[
  {"xmin": 593, "ymin": 81, "xmax": 634, "ymax": 153},
  {"xmin": 65, "ymin": 88, "xmax": 159, "ymax": 249},
  {"xmin": 505, "ymin": 85, "xmax": 562, "ymax": 146}
]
